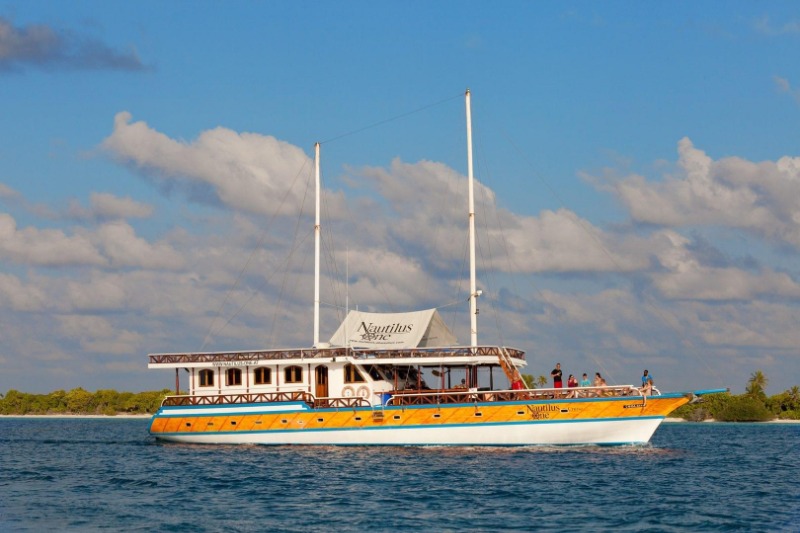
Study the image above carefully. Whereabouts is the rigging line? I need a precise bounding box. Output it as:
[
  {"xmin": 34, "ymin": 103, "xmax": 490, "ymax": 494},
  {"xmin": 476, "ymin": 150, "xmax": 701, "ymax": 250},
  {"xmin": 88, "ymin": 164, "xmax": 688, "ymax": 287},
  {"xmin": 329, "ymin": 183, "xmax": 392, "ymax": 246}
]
[
  {"xmin": 204, "ymin": 225, "xmax": 315, "ymax": 345},
  {"xmin": 496, "ymin": 126, "xmax": 711, "ymax": 386},
  {"xmin": 319, "ymin": 176, "xmax": 347, "ymax": 326},
  {"xmin": 206, "ymin": 173, "xmax": 315, "ymax": 346},
  {"xmin": 472, "ymin": 127, "xmax": 507, "ymax": 346},
  {"xmin": 199, "ymin": 157, "xmax": 311, "ymax": 351},
  {"xmin": 266, "ymin": 164, "xmax": 318, "ymax": 346},
  {"xmin": 319, "ymin": 93, "xmax": 463, "ymax": 145}
]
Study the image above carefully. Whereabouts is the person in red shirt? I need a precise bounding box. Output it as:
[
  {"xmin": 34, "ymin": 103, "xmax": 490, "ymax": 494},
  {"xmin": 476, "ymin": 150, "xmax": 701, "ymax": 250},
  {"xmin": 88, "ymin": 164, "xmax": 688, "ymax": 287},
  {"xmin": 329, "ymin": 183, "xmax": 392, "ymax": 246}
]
[{"xmin": 551, "ymin": 363, "xmax": 563, "ymax": 388}]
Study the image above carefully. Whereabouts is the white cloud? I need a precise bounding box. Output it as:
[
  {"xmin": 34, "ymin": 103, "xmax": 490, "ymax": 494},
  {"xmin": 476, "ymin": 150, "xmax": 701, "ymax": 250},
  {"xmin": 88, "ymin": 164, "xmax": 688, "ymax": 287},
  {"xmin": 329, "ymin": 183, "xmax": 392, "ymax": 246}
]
[
  {"xmin": 611, "ymin": 138, "xmax": 800, "ymax": 248},
  {"xmin": 356, "ymin": 158, "xmax": 654, "ymax": 274},
  {"xmin": 0, "ymin": 213, "xmax": 106, "ymax": 266},
  {"xmin": 90, "ymin": 221, "xmax": 184, "ymax": 270},
  {"xmin": 0, "ymin": 273, "xmax": 47, "ymax": 311},
  {"xmin": 57, "ymin": 314, "xmax": 143, "ymax": 355},
  {"xmin": 101, "ymin": 112, "xmax": 313, "ymax": 217},
  {"xmin": 68, "ymin": 192, "xmax": 154, "ymax": 220}
]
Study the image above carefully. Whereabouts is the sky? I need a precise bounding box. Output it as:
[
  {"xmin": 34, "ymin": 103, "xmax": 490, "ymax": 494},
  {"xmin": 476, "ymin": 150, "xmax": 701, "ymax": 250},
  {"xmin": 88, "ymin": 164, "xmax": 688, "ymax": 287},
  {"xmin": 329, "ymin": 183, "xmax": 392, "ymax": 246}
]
[{"xmin": 1, "ymin": 2, "xmax": 799, "ymax": 395}]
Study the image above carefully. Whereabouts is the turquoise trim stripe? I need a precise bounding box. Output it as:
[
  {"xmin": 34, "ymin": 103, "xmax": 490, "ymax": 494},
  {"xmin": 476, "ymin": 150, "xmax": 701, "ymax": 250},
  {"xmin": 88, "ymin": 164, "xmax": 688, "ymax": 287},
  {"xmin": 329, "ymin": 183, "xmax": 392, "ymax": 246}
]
[
  {"xmin": 156, "ymin": 393, "xmax": 687, "ymax": 418},
  {"xmin": 150, "ymin": 414, "xmax": 665, "ymax": 437}
]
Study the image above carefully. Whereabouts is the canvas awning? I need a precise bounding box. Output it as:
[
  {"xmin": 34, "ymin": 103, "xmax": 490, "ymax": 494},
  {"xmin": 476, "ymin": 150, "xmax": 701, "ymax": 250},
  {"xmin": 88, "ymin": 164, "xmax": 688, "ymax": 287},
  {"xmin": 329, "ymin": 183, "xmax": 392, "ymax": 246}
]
[{"xmin": 329, "ymin": 308, "xmax": 458, "ymax": 349}]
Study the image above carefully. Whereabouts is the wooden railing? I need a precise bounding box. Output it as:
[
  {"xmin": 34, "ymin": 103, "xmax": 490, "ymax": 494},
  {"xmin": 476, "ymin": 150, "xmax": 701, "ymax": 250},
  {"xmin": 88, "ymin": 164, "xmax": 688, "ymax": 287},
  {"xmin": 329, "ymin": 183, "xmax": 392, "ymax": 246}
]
[
  {"xmin": 161, "ymin": 391, "xmax": 315, "ymax": 407},
  {"xmin": 160, "ymin": 385, "xmax": 646, "ymax": 409},
  {"xmin": 386, "ymin": 385, "xmax": 644, "ymax": 406},
  {"xmin": 149, "ymin": 345, "xmax": 525, "ymax": 365}
]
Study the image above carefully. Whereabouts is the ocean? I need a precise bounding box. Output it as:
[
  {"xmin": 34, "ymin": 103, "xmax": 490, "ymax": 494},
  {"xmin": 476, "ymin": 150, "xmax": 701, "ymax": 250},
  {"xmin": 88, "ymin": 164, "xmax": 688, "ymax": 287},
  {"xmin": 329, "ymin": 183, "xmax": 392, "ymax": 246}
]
[{"xmin": 0, "ymin": 418, "xmax": 797, "ymax": 532}]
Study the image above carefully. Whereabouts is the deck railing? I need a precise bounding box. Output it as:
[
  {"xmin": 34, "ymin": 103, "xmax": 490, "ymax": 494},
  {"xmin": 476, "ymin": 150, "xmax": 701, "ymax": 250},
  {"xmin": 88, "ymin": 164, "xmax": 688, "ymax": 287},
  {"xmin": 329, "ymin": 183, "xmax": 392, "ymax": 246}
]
[
  {"xmin": 386, "ymin": 385, "xmax": 645, "ymax": 406},
  {"xmin": 149, "ymin": 345, "xmax": 525, "ymax": 365},
  {"xmin": 160, "ymin": 385, "xmax": 649, "ymax": 409}
]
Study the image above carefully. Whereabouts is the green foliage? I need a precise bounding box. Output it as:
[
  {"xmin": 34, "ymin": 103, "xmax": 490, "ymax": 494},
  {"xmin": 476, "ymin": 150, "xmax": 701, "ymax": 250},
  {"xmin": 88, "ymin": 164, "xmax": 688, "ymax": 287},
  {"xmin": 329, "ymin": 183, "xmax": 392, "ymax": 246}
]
[
  {"xmin": 673, "ymin": 371, "xmax": 800, "ymax": 422},
  {"xmin": 0, "ymin": 388, "xmax": 172, "ymax": 415},
  {"xmin": 521, "ymin": 374, "xmax": 548, "ymax": 389},
  {"xmin": 715, "ymin": 395, "xmax": 773, "ymax": 422},
  {"xmin": 745, "ymin": 370, "xmax": 768, "ymax": 402}
]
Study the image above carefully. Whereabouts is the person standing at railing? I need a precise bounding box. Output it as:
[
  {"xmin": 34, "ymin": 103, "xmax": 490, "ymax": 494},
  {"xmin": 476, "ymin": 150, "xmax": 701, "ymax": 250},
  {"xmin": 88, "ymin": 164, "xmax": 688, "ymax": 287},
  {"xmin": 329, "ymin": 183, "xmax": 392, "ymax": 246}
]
[
  {"xmin": 551, "ymin": 363, "xmax": 563, "ymax": 388},
  {"xmin": 641, "ymin": 369, "xmax": 654, "ymax": 396}
]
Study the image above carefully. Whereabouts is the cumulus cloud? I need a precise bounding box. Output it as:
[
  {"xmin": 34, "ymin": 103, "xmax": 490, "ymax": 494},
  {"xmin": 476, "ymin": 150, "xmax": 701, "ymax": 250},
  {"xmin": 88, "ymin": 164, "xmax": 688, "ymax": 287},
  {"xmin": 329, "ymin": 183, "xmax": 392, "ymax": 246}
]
[
  {"xmin": 651, "ymin": 231, "xmax": 800, "ymax": 301},
  {"xmin": 90, "ymin": 221, "xmax": 184, "ymax": 270},
  {"xmin": 356, "ymin": 158, "xmax": 653, "ymax": 274},
  {"xmin": 610, "ymin": 137, "xmax": 800, "ymax": 248},
  {"xmin": 0, "ymin": 273, "xmax": 48, "ymax": 311},
  {"xmin": 101, "ymin": 112, "xmax": 314, "ymax": 217},
  {"xmin": 0, "ymin": 213, "xmax": 106, "ymax": 266},
  {"xmin": 0, "ymin": 16, "xmax": 148, "ymax": 72},
  {"xmin": 68, "ymin": 192, "xmax": 154, "ymax": 221},
  {"xmin": 57, "ymin": 314, "xmax": 143, "ymax": 355},
  {"xmin": 0, "ymin": 213, "xmax": 182, "ymax": 269}
]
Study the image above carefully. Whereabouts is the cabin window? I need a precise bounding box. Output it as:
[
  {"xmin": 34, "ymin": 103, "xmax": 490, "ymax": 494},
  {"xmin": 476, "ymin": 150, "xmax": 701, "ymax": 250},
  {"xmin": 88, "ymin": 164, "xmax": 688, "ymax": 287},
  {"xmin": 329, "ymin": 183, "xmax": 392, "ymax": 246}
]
[
  {"xmin": 344, "ymin": 364, "xmax": 366, "ymax": 384},
  {"xmin": 226, "ymin": 368, "xmax": 242, "ymax": 386},
  {"xmin": 254, "ymin": 367, "xmax": 272, "ymax": 385},
  {"xmin": 198, "ymin": 369, "xmax": 214, "ymax": 387},
  {"xmin": 284, "ymin": 365, "xmax": 303, "ymax": 384}
]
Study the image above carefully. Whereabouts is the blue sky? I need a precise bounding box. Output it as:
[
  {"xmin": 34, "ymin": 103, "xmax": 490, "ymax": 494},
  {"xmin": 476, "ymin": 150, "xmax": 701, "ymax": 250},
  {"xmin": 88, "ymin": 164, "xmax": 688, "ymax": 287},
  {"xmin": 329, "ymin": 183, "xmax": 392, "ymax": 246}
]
[{"xmin": 1, "ymin": 2, "xmax": 799, "ymax": 395}]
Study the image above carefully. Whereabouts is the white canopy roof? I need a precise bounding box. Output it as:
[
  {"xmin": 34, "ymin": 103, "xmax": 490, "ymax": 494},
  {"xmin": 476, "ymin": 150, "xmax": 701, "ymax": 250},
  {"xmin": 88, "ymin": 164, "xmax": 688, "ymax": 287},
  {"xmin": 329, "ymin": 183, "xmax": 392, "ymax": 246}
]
[{"xmin": 329, "ymin": 309, "xmax": 458, "ymax": 349}]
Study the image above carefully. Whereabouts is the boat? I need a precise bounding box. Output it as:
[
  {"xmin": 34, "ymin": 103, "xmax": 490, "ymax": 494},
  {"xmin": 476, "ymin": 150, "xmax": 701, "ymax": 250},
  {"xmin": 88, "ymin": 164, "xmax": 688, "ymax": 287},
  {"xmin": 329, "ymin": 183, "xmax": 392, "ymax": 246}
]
[{"xmin": 147, "ymin": 90, "xmax": 724, "ymax": 446}]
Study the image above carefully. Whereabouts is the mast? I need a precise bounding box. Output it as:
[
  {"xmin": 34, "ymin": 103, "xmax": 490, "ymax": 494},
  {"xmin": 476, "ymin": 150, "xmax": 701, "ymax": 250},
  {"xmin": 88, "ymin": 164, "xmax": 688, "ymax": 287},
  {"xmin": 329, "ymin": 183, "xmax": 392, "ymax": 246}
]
[
  {"xmin": 314, "ymin": 142, "xmax": 321, "ymax": 347},
  {"xmin": 466, "ymin": 89, "xmax": 479, "ymax": 348}
]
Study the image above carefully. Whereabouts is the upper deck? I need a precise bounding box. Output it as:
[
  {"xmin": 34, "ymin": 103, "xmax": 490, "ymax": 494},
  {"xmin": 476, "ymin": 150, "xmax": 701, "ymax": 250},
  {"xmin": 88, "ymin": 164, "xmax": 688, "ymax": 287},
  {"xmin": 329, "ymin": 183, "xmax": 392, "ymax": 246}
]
[{"xmin": 148, "ymin": 345, "xmax": 526, "ymax": 368}]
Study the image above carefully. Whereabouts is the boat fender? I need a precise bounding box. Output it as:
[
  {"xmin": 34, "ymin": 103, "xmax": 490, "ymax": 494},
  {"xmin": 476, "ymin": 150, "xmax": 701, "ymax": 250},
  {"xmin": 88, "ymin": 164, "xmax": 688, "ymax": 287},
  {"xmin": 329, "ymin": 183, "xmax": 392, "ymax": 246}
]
[{"xmin": 342, "ymin": 386, "xmax": 355, "ymax": 397}]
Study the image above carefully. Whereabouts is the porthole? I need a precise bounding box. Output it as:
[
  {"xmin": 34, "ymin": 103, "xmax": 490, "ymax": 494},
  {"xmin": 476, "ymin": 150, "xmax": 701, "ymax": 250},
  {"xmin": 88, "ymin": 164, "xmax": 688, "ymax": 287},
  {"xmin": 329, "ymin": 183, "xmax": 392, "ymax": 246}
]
[
  {"xmin": 517, "ymin": 411, "xmax": 525, "ymax": 415},
  {"xmin": 231, "ymin": 421, "xmax": 236, "ymax": 425},
  {"xmin": 432, "ymin": 414, "xmax": 441, "ymax": 419},
  {"xmin": 281, "ymin": 419, "xmax": 288, "ymax": 424},
  {"xmin": 393, "ymin": 415, "xmax": 401, "ymax": 420},
  {"xmin": 354, "ymin": 416, "xmax": 362, "ymax": 421},
  {"xmin": 317, "ymin": 418, "xmax": 324, "ymax": 423},
  {"xmin": 185, "ymin": 422, "xmax": 192, "ymax": 427},
  {"xmin": 474, "ymin": 412, "xmax": 483, "ymax": 417},
  {"xmin": 255, "ymin": 421, "xmax": 262, "ymax": 424}
]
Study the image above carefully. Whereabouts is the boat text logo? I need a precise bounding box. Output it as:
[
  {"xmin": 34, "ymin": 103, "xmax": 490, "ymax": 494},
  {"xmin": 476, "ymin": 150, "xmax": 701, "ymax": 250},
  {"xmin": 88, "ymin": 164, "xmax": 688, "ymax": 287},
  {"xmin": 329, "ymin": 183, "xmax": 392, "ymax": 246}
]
[{"xmin": 357, "ymin": 321, "xmax": 413, "ymax": 342}]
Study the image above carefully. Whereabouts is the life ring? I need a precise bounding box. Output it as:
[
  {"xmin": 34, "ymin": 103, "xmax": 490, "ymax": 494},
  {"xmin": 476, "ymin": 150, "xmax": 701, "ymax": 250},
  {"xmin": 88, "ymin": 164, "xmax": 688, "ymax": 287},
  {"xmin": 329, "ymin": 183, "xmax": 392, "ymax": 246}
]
[
  {"xmin": 342, "ymin": 386, "xmax": 355, "ymax": 397},
  {"xmin": 356, "ymin": 386, "xmax": 370, "ymax": 399}
]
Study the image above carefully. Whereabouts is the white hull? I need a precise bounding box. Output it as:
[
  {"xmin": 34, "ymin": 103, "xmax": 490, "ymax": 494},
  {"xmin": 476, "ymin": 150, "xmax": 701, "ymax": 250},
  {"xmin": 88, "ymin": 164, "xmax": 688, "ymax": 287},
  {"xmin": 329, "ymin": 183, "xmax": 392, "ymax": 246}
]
[{"xmin": 152, "ymin": 416, "xmax": 664, "ymax": 446}]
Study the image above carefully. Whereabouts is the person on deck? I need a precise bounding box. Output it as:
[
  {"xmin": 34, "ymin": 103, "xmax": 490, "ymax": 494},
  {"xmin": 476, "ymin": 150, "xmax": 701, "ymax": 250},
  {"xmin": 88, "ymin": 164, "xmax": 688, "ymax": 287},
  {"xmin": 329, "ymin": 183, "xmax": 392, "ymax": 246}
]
[
  {"xmin": 641, "ymin": 369, "xmax": 654, "ymax": 396},
  {"xmin": 578, "ymin": 373, "xmax": 591, "ymax": 397},
  {"xmin": 566, "ymin": 374, "xmax": 579, "ymax": 398},
  {"xmin": 551, "ymin": 363, "xmax": 563, "ymax": 389}
]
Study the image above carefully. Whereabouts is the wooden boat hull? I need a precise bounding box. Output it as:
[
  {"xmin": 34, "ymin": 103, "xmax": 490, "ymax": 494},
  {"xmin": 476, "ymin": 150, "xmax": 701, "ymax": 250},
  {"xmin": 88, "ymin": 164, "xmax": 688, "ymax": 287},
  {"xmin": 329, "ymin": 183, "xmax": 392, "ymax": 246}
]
[{"xmin": 148, "ymin": 393, "xmax": 692, "ymax": 446}]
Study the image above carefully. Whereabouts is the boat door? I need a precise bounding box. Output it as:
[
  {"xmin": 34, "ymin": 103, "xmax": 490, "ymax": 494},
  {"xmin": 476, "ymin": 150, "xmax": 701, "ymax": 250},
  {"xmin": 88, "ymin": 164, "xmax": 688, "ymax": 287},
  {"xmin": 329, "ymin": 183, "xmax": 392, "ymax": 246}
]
[{"xmin": 315, "ymin": 366, "xmax": 329, "ymax": 398}]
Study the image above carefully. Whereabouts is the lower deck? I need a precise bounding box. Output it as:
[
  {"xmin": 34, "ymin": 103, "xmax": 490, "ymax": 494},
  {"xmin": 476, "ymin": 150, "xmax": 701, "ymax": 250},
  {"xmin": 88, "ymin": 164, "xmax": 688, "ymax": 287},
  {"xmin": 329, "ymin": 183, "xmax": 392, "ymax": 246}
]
[{"xmin": 149, "ymin": 389, "xmax": 693, "ymax": 446}]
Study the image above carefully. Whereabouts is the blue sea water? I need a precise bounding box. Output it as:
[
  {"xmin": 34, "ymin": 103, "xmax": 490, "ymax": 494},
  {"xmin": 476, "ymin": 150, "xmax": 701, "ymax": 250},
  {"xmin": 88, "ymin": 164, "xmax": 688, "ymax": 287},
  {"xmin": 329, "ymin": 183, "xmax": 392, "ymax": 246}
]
[{"xmin": 0, "ymin": 418, "xmax": 797, "ymax": 532}]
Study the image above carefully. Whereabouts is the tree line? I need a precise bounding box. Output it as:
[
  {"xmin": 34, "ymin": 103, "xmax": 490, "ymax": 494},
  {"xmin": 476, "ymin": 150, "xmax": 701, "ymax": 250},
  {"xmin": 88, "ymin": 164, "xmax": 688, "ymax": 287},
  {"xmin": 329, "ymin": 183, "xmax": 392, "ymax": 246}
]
[
  {"xmin": 522, "ymin": 369, "xmax": 799, "ymax": 422},
  {"xmin": 1, "ymin": 370, "xmax": 797, "ymax": 420},
  {"xmin": 672, "ymin": 370, "xmax": 800, "ymax": 422},
  {"xmin": 0, "ymin": 388, "xmax": 172, "ymax": 416}
]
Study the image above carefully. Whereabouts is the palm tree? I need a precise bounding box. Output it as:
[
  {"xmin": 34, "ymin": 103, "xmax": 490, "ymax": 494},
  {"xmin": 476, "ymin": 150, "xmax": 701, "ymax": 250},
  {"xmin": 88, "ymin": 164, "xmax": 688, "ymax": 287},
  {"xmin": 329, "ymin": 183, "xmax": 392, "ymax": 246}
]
[{"xmin": 746, "ymin": 370, "xmax": 768, "ymax": 400}]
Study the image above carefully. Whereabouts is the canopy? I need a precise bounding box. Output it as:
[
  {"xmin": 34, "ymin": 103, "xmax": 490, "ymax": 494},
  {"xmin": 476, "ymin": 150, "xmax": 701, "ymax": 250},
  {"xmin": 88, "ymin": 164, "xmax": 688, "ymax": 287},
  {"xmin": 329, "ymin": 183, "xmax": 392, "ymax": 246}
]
[{"xmin": 329, "ymin": 309, "xmax": 458, "ymax": 349}]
